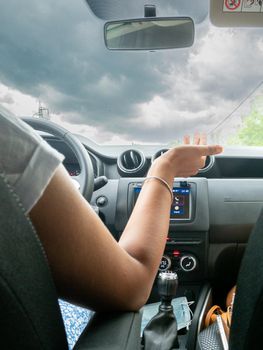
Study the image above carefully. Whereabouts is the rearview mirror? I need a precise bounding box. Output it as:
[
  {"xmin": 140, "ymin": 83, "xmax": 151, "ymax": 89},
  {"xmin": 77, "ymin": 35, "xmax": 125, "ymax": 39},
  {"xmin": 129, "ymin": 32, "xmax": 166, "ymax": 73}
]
[{"xmin": 104, "ymin": 17, "xmax": 194, "ymax": 51}]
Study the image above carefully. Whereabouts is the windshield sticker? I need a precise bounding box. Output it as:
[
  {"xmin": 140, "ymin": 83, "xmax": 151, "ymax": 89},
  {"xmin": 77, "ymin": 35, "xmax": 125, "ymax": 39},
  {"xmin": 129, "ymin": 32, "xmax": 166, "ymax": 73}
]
[
  {"xmin": 224, "ymin": 0, "xmax": 242, "ymax": 11},
  {"xmin": 223, "ymin": 0, "xmax": 263, "ymax": 11},
  {"xmin": 242, "ymin": 0, "xmax": 262, "ymax": 12}
]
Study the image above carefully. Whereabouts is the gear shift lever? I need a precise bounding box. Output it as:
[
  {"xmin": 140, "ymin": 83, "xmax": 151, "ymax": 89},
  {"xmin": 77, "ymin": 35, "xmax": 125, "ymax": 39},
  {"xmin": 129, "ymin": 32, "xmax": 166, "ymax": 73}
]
[
  {"xmin": 158, "ymin": 271, "xmax": 178, "ymax": 310},
  {"xmin": 142, "ymin": 271, "xmax": 179, "ymax": 350}
]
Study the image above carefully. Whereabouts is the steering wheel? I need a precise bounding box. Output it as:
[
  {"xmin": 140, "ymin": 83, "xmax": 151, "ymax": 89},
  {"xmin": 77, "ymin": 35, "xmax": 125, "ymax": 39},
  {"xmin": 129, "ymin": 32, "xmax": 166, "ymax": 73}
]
[{"xmin": 23, "ymin": 117, "xmax": 94, "ymax": 202}]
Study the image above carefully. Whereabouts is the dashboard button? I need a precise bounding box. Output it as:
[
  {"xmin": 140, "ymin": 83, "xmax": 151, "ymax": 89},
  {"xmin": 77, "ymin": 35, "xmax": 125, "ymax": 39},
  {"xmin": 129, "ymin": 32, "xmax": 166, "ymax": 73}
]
[
  {"xmin": 180, "ymin": 255, "xmax": 197, "ymax": 272},
  {"xmin": 159, "ymin": 255, "xmax": 172, "ymax": 272},
  {"xmin": 96, "ymin": 196, "xmax": 108, "ymax": 207},
  {"xmin": 172, "ymin": 250, "xmax": 181, "ymax": 257}
]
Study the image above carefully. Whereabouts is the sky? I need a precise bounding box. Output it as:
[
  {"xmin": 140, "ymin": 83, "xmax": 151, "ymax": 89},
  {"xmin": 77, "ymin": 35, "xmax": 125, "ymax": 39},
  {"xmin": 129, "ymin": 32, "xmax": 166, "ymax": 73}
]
[{"xmin": 0, "ymin": 0, "xmax": 262, "ymax": 144}]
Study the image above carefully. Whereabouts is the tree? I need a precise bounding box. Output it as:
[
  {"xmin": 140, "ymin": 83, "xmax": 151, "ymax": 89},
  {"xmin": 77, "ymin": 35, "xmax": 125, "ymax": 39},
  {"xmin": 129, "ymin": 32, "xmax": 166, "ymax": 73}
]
[{"xmin": 227, "ymin": 96, "xmax": 263, "ymax": 146}]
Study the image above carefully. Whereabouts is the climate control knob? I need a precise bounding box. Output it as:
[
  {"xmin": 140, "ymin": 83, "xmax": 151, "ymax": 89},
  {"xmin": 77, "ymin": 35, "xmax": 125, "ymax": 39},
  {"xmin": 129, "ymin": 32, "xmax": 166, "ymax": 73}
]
[
  {"xmin": 180, "ymin": 255, "xmax": 197, "ymax": 272},
  {"xmin": 159, "ymin": 255, "xmax": 172, "ymax": 272}
]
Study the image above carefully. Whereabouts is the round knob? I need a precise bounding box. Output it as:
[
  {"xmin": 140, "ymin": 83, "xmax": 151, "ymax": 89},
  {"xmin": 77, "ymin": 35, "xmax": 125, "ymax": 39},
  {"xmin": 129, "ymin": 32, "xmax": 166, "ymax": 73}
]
[
  {"xmin": 158, "ymin": 271, "xmax": 178, "ymax": 301},
  {"xmin": 96, "ymin": 196, "xmax": 108, "ymax": 207},
  {"xmin": 180, "ymin": 255, "xmax": 197, "ymax": 272},
  {"xmin": 159, "ymin": 255, "xmax": 172, "ymax": 272}
]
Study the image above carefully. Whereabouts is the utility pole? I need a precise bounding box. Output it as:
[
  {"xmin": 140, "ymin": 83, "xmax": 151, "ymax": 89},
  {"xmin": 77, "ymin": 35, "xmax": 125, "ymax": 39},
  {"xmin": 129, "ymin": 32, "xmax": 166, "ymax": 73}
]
[{"xmin": 33, "ymin": 101, "xmax": 50, "ymax": 120}]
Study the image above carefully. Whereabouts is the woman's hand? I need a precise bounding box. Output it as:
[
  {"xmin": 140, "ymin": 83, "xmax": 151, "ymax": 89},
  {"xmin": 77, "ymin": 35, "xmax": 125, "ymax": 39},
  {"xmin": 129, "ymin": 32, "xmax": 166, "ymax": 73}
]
[
  {"xmin": 183, "ymin": 132, "xmax": 207, "ymax": 146},
  {"xmin": 148, "ymin": 132, "xmax": 223, "ymax": 180}
]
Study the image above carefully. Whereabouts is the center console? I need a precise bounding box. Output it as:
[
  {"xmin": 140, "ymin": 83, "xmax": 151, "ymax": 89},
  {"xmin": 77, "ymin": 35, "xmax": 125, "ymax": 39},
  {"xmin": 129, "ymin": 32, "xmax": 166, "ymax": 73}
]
[
  {"xmin": 116, "ymin": 178, "xmax": 209, "ymax": 287},
  {"xmin": 94, "ymin": 177, "xmax": 212, "ymax": 349}
]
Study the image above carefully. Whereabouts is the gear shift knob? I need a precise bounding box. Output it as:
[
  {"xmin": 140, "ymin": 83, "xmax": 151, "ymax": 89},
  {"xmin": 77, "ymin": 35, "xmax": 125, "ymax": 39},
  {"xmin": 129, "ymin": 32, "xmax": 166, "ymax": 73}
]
[
  {"xmin": 142, "ymin": 271, "xmax": 180, "ymax": 349},
  {"xmin": 158, "ymin": 271, "xmax": 178, "ymax": 301}
]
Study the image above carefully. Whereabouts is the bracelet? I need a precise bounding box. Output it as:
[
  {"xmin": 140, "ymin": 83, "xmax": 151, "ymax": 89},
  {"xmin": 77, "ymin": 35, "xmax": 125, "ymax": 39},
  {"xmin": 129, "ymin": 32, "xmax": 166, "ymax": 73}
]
[{"xmin": 143, "ymin": 176, "xmax": 173, "ymax": 203}]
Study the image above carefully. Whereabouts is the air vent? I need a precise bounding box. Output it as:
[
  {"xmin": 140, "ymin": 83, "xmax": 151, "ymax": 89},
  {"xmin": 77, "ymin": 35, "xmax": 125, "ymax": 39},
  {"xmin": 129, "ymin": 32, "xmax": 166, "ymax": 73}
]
[
  {"xmin": 151, "ymin": 148, "xmax": 169, "ymax": 163},
  {"xmin": 198, "ymin": 155, "xmax": 215, "ymax": 173},
  {"xmin": 117, "ymin": 149, "xmax": 147, "ymax": 176}
]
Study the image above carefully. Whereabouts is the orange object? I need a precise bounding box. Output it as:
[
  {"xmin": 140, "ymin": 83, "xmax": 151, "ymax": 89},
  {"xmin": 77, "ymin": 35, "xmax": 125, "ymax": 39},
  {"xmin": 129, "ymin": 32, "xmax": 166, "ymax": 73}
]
[{"xmin": 205, "ymin": 285, "xmax": 236, "ymax": 329}]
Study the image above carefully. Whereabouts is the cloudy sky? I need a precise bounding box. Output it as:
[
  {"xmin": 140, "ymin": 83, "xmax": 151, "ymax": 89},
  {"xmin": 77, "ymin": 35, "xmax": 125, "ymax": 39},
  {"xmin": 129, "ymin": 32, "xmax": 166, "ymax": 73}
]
[{"xmin": 0, "ymin": 0, "xmax": 262, "ymax": 144}]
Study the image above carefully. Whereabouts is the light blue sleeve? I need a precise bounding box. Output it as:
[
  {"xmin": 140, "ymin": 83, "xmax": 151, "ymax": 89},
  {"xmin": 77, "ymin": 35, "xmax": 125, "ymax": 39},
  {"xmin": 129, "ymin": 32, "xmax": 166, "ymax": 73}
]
[{"xmin": 0, "ymin": 106, "xmax": 64, "ymax": 213}]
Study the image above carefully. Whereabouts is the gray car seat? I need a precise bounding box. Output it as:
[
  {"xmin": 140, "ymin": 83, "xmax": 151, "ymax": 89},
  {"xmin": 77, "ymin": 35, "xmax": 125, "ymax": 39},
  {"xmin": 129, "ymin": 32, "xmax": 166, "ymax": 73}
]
[
  {"xmin": 0, "ymin": 174, "xmax": 141, "ymax": 349},
  {"xmin": 229, "ymin": 206, "xmax": 263, "ymax": 349},
  {"xmin": 197, "ymin": 207, "xmax": 263, "ymax": 350}
]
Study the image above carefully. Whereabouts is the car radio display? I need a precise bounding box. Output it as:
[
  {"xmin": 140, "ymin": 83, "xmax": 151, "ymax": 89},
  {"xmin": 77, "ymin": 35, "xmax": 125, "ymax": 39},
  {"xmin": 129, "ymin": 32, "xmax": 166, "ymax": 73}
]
[
  {"xmin": 133, "ymin": 185, "xmax": 191, "ymax": 221},
  {"xmin": 170, "ymin": 187, "xmax": 191, "ymax": 220}
]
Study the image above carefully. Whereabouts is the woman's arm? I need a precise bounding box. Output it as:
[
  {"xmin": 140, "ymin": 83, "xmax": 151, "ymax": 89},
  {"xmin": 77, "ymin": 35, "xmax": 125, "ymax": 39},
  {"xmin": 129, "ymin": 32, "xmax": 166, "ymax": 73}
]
[{"xmin": 29, "ymin": 144, "xmax": 222, "ymax": 311}]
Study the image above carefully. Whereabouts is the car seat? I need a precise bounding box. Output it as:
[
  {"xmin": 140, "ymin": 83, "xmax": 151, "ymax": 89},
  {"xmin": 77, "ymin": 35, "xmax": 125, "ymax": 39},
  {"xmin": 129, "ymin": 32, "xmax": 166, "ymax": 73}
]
[
  {"xmin": 0, "ymin": 174, "xmax": 141, "ymax": 350},
  {"xmin": 197, "ymin": 207, "xmax": 263, "ymax": 350},
  {"xmin": 229, "ymin": 206, "xmax": 263, "ymax": 349}
]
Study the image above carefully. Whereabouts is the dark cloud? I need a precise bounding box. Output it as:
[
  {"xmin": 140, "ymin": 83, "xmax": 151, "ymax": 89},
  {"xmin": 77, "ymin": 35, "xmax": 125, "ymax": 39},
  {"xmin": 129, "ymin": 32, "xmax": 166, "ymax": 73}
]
[
  {"xmin": 0, "ymin": 0, "xmax": 262, "ymax": 143},
  {"xmin": 0, "ymin": 1, "xmax": 171, "ymax": 123}
]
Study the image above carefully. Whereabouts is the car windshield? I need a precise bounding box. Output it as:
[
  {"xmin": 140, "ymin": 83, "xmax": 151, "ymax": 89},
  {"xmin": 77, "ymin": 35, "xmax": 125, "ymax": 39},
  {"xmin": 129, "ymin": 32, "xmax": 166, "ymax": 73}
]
[{"xmin": 0, "ymin": 0, "xmax": 262, "ymax": 147}]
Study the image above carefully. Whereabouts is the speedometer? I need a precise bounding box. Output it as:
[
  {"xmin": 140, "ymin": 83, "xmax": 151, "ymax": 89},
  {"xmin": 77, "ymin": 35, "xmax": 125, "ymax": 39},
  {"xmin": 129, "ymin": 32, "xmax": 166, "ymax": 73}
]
[
  {"xmin": 68, "ymin": 169, "xmax": 80, "ymax": 177},
  {"xmin": 64, "ymin": 163, "xmax": 81, "ymax": 177}
]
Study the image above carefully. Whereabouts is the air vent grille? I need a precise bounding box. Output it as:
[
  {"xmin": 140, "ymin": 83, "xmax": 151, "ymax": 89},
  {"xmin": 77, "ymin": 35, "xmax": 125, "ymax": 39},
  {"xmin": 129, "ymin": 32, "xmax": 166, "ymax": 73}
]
[
  {"xmin": 152, "ymin": 148, "xmax": 169, "ymax": 163},
  {"xmin": 117, "ymin": 149, "xmax": 146, "ymax": 176},
  {"xmin": 198, "ymin": 155, "xmax": 215, "ymax": 173},
  {"xmin": 152, "ymin": 149, "xmax": 215, "ymax": 174}
]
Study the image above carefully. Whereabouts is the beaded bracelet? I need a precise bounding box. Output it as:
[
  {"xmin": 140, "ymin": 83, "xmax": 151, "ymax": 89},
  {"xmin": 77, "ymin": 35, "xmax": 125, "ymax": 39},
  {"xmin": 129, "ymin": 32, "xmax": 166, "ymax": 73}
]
[{"xmin": 143, "ymin": 176, "xmax": 173, "ymax": 203}]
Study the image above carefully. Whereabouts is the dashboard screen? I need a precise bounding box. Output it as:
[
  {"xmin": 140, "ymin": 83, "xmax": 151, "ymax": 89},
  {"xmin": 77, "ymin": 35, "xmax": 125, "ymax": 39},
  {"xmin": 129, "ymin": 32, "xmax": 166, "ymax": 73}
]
[
  {"xmin": 133, "ymin": 185, "xmax": 191, "ymax": 221},
  {"xmin": 170, "ymin": 187, "xmax": 191, "ymax": 220}
]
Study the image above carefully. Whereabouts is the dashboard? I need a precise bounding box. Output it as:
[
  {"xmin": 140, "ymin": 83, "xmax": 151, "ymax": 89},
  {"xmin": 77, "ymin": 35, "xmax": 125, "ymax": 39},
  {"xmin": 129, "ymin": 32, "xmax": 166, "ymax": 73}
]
[{"xmin": 44, "ymin": 134, "xmax": 263, "ymax": 302}]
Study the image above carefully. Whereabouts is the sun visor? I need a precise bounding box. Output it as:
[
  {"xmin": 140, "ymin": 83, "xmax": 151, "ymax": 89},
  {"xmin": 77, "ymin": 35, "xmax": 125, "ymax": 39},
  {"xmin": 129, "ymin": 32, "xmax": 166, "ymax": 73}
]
[
  {"xmin": 210, "ymin": 0, "xmax": 263, "ymax": 27},
  {"xmin": 85, "ymin": 0, "xmax": 208, "ymax": 23}
]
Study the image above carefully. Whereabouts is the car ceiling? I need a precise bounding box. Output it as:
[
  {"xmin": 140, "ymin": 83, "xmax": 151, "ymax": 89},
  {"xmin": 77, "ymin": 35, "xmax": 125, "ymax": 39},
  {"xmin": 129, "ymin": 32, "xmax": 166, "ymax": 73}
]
[{"xmin": 85, "ymin": 0, "xmax": 209, "ymax": 24}]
